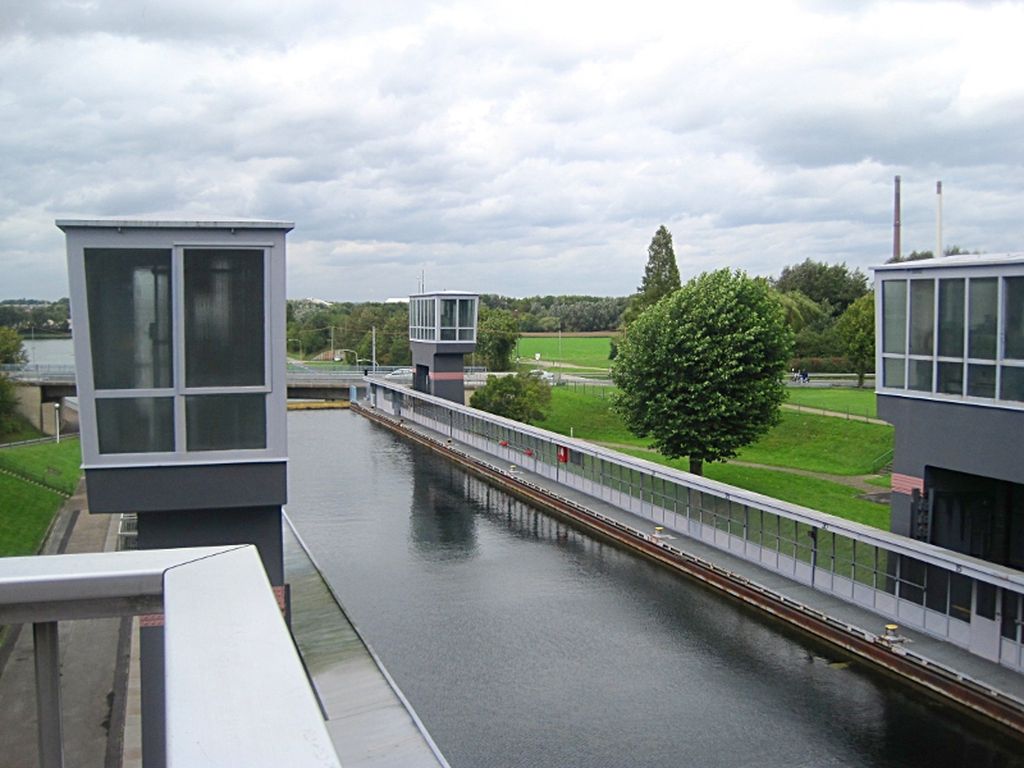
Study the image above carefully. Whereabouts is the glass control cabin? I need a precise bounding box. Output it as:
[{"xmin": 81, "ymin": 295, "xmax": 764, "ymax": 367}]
[
  {"xmin": 875, "ymin": 254, "xmax": 1024, "ymax": 571},
  {"xmin": 408, "ymin": 291, "xmax": 478, "ymax": 402},
  {"xmin": 59, "ymin": 219, "xmax": 292, "ymax": 583}
]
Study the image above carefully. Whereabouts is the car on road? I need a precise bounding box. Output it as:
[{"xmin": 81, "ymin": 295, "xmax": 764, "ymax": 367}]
[
  {"xmin": 528, "ymin": 369, "xmax": 555, "ymax": 383},
  {"xmin": 385, "ymin": 367, "xmax": 414, "ymax": 382}
]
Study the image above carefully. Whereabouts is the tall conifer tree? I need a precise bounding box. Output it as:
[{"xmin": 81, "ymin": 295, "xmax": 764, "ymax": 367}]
[{"xmin": 623, "ymin": 225, "xmax": 681, "ymax": 325}]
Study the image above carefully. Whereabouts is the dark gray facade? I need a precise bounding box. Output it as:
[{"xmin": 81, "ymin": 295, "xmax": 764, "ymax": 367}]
[
  {"xmin": 411, "ymin": 340, "xmax": 475, "ymax": 402},
  {"xmin": 875, "ymin": 255, "xmax": 1024, "ymax": 568}
]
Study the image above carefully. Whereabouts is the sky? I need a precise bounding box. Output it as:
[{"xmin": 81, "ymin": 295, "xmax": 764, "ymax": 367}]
[{"xmin": 2, "ymin": 1, "xmax": 1023, "ymax": 302}]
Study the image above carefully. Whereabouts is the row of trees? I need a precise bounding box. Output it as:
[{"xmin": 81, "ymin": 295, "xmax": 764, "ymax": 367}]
[{"xmin": 0, "ymin": 299, "xmax": 70, "ymax": 335}]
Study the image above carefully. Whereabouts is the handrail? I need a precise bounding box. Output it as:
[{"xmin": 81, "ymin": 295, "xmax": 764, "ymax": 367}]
[{"xmin": 0, "ymin": 545, "xmax": 341, "ymax": 768}]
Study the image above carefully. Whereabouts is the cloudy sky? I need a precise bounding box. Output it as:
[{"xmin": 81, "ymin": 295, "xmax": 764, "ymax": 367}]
[{"xmin": 2, "ymin": 1, "xmax": 1023, "ymax": 301}]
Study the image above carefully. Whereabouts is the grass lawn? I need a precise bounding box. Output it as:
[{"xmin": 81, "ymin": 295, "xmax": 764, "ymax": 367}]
[
  {"xmin": 535, "ymin": 387, "xmax": 893, "ymax": 527},
  {"xmin": 536, "ymin": 388, "xmax": 640, "ymax": 445},
  {"xmin": 0, "ymin": 474, "xmax": 64, "ymax": 556},
  {"xmin": 0, "ymin": 415, "xmax": 45, "ymax": 444},
  {"xmin": 612, "ymin": 447, "xmax": 889, "ymax": 529},
  {"xmin": 735, "ymin": 412, "xmax": 893, "ymax": 475},
  {"xmin": 0, "ymin": 437, "xmax": 82, "ymax": 495},
  {"xmin": 539, "ymin": 389, "xmax": 893, "ymax": 476},
  {"xmin": 785, "ymin": 387, "xmax": 878, "ymax": 419},
  {"xmin": 517, "ymin": 336, "xmax": 613, "ymax": 369}
]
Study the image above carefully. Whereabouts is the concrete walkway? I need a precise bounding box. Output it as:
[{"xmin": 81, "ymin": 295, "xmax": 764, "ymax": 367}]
[{"xmin": 0, "ymin": 483, "xmax": 128, "ymax": 768}]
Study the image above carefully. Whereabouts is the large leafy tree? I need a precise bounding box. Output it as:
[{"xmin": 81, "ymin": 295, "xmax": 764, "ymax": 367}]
[
  {"xmin": 773, "ymin": 259, "xmax": 868, "ymax": 318},
  {"xmin": 622, "ymin": 225, "xmax": 681, "ymax": 325},
  {"xmin": 475, "ymin": 309, "xmax": 519, "ymax": 371},
  {"xmin": 469, "ymin": 373, "xmax": 551, "ymax": 423},
  {"xmin": 612, "ymin": 269, "xmax": 793, "ymax": 476},
  {"xmin": 835, "ymin": 293, "xmax": 875, "ymax": 387}
]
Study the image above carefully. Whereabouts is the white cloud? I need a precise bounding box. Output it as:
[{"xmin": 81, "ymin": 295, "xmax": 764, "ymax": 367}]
[{"xmin": 1, "ymin": 0, "xmax": 1023, "ymax": 300}]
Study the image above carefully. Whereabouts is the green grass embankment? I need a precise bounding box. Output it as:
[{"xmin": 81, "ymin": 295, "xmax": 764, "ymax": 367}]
[
  {"xmin": 517, "ymin": 336, "xmax": 613, "ymax": 369},
  {"xmin": 0, "ymin": 437, "xmax": 82, "ymax": 557},
  {"xmin": 536, "ymin": 388, "xmax": 891, "ymax": 529},
  {"xmin": 785, "ymin": 387, "xmax": 878, "ymax": 419}
]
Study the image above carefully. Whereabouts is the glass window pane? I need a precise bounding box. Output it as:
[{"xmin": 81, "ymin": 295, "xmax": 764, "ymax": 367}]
[
  {"xmin": 84, "ymin": 249, "xmax": 172, "ymax": 390},
  {"xmin": 969, "ymin": 278, "xmax": 998, "ymax": 359},
  {"xmin": 908, "ymin": 359, "xmax": 933, "ymax": 392},
  {"xmin": 882, "ymin": 281, "xmax": 907, "ymax": 354},
  {"xmin": 440, "ymin": 299, "xmax": 457, "ymax": 329},
  {"xmin": 1001, "ymin": 366, "xmax": 1024, "ymax": 402},
  {"xmin": 909, "ymin": 280, "xmax": 934, "ymax": 356},
  {"xmin": 458, "ymin": 328, "xmax": 474, "ymax": 340},
  {"xmin": 184, "ymin": 249, "xmax": 265, "ymax": 387},
  {"xmin": 459, "ymin": 298, "xmax": 474, "ymax": 327},
  {"xmin": 937, "ymin": 278, "xmax": 964, "ymax": 357},
  {"xmin": 96, "ymin": 397, "xmax": 174, "ymax": 453},
  {"xmin": 1006, "ymin": 277, "xmax": 1024, "ymax": 359},
  {"xmin": 968, "ymin": 364, "xmax": 996, "ymax": 398},
  {"xmin": 186, "ymin": 394, "xmax": 266, "ymax": 451},
  {"xmin": 937, "ymin": 362, "xmax": 963, "ymax": 395},
  {"xmin": 883, "ymin": 358, "xmax": 905, "ymax": 388}
]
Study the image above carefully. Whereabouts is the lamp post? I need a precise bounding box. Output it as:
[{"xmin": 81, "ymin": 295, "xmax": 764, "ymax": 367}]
[
  {"xmin": 53, "ymin": 402, "xmax": 60, "ymax": 444},
  {"xmin": 288, "ymin": 337, "xmax": 303, "ymax": 360}
]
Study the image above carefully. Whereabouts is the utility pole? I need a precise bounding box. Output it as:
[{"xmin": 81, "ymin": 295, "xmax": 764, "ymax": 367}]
[
  {"xmin": 892, "ymin": 175, "xmax": 901, "ymax": 262},
  {"xmin": 371, "ymin": 326, "xmax": 377, "ymax": 371}
]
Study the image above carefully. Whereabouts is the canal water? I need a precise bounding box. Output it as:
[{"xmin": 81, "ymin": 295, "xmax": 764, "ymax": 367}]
[{"xmin": 286, "ymin": 410, "xmax": 1024, "ymax": 768}]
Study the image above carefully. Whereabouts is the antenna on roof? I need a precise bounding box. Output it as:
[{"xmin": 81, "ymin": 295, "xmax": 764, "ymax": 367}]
[{"xmin": 936, "ymin": 180, "xmax": 943, "ymax": 258}]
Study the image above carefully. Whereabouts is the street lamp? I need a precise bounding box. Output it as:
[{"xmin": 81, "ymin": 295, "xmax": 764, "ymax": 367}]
[
  {"xmin": 53, "ymin": 402, "xmax": 60, "ymax": 444},
  {"xmin": 288, "ymin": 338, "xmax": 303, "ymax": 360}
]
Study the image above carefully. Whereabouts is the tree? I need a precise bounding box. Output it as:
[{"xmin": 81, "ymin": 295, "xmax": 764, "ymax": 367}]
[
  {"xmin": 835, "ymin": 293, "xmax": 875, "ymax": 387},
  {"xmin": 886, "ymin": 245, "xmax": 973, "ymax": 264},
  {"xmin": 476, "ymin": 309, "xmax": 519, "ymax": 371},
  {"xmin": 773, "ymin": 259, "xmax": 868, "ymax": 317},
  {"xmin": 0, "ymin": 327, "xmax": 26, "ymax": 364},
  {"xmin": 622, "ymin": 226, "xmax": 681, "ymax": 325},
  {"xmin": 0, "ymin": 374, "xmax": 18, "ymax": 437},
  {"xmin": 612, "ymin": 269, "xmax": 793, "ymax": 476},
  {"xmin": 469, "ymin": 372, "xmax": 552, "ymax": 423}
]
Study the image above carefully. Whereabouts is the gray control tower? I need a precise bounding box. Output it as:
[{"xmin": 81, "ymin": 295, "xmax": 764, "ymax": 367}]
[
  {"xmin": 59, "ymin": 218, "xmax": 293, "ymax": 766},
  {"xmin": 408, "ymin": 291, "xmax": 478, "ymax": 402}
]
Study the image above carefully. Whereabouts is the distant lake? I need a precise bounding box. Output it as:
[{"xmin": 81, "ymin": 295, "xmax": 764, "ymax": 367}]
[{"xmin": 24, "ymin": 337, "xmax": 74, "ymax": 366}]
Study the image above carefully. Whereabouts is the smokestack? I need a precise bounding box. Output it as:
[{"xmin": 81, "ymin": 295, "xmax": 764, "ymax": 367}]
[
  {"xmin": 893, "ymin": 175, "xmax": 901, "ymax": 262},
  {"xmin": 936, "ymin": 180, "xmax": 943, "ymax": 258}
]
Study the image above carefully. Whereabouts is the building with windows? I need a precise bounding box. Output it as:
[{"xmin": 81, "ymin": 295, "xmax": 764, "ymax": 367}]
[
  {"xmin": 875, "ymin": 254, "xmax": 1024, "ymax": 571},
  {"xmin": 408, "ymin": 291, "xmax": 478, "ymax": 402},
  {"xmin": 58, "ymin": 219, "xmax": 292, "ymax": 581}
]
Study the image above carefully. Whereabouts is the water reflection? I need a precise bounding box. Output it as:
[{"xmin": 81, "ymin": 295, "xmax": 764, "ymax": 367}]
[
  {"xmin": 287, "ymin": 412, "xmax": 1024, "ymax": 768},
  {"xmin": 410, "ymin": 459, "xmax": 478, "ymax": 557}
]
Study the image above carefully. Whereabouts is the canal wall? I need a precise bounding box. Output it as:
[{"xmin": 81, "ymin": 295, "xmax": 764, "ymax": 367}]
[{"xmin": 353, "ymin": 400, "xmax": 1024, "ymax": 738}]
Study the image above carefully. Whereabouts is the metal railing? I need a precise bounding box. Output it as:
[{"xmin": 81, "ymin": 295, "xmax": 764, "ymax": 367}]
[
  {"xmin": 367, "ymin": 380, "xmax": 1024, "ymax": 673},
  {"xmin": 0, "ymin": 545, "xmax": 341, "ymax": 768}
]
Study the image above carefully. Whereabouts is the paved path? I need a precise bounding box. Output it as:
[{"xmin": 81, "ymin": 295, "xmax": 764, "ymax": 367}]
[{"xmin": 0, "ymin": 481, "xmax": 127, "ymax": 768}]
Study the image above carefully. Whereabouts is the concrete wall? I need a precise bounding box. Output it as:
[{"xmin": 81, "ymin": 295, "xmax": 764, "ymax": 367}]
[{"xmin": 14, "ymin": 383, "xmax": 43, "ymax": 432}]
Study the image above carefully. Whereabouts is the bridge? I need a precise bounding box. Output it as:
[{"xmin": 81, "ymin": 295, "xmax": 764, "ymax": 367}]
[{"xmin": 1, "ymin": 364, "xmax": 495, "ymax": 402}]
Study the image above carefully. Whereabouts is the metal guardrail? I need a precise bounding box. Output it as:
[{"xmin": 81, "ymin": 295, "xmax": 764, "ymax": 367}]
[
  {"xmin": 0, "ymin": 545, "xmax": 341, "ymax": 768},
  {"xmin": 367, "ymin": 379, "xmax": 1024, "ymax": 673}
]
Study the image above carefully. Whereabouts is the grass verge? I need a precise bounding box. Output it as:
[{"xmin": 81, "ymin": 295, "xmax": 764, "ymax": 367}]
[
  {"xmin": 784, "ymin": 387, "xmax": 878, "ymax": 419},
  {"xmin": 0, "ymin": 474, "xmax": 64, "ymax": 556},
  {"xmin": 0, "ymin": 437, "xmax": 82, "ymax": 495},
  {"xmin": 615, "ymin": 447, "xmax": 890, "ymax": 529}
]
